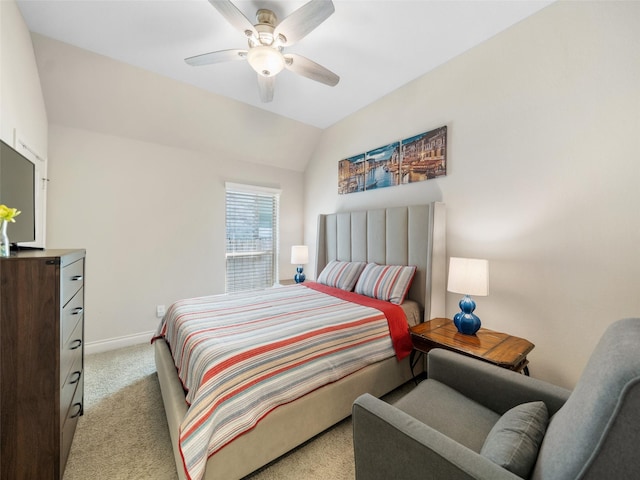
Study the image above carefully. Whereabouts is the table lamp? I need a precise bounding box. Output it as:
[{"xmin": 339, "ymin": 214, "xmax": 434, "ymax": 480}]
[
  {"xmin": 291, "ymin": 245, "xmax": 309, "ymax": 283},
  {"xmin": 447, "ymin": 257, "xmax": 489, "ymax": 335}
]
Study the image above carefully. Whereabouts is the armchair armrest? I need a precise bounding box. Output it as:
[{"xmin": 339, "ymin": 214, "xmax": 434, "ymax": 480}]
[
  {"xmin": 427, "ymin": 349, "xmax": 571, "ymax": 415},
  {"xmin": 352, "ymin": 394, "xmax": 521, "ymax": 480}
]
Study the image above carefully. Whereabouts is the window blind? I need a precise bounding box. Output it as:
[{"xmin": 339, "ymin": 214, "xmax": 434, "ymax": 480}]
[{"xmin": 225, "ymin": 183, "xmax": 280, "ymax": 293}]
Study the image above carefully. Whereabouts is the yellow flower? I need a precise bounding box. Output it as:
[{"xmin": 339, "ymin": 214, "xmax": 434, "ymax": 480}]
[{"xmin": 0, "ymin": 204, "xmax": 21, "ymax": 223}]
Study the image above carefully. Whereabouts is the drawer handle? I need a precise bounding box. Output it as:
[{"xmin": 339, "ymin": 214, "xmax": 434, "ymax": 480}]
[
  {"xmin": 71, "ymin": 275, "xmax": 83, "ymax": 281},
  {"xmin": 70, "ymin": 402, "xmax": 83, "ymax": 419},
  {"xmin": 71, "ymin": 307, "xmax": 84, "ymax": 316},
  {"xmin": 70, "ymin": 371, "xmax": 82, "ymax": 385},
  {"xmin": 70, "ymin": 339, "xmax": 82, "ymax": 350}
]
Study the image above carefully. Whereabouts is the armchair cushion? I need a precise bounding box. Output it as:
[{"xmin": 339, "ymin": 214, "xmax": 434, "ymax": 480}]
[
  {"xmin": 353, "ymin": 393, "xmax": 521, "ymax": 480},
  {"xmin": 480, "ymin": 401, "xmax": 548, "ymax": 478},
  {"xmin": 393, "ymin": 379, "xmax": 500, "ymax": 452}
]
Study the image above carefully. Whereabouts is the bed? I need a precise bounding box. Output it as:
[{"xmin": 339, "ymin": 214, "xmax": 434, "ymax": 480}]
[{"xmin": 154, "ymin": 203, "xmax": 446, "ymax": 480}]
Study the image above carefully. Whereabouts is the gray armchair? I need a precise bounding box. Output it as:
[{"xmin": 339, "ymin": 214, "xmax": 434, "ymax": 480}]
[{"xmin": 353, "ymin": 318, "xmax": 640, "ymax": 479}]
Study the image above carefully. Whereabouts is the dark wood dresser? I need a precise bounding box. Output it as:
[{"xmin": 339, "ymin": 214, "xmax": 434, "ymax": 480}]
[{"xmin": 0, "ymin": 249, "xmax": 85, "ymax": 480}]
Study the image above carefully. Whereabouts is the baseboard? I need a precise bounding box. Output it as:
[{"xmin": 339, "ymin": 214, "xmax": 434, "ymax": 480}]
[{"xmin": 85, "ymin": 330, "xmax": 155, "ymax": 355}]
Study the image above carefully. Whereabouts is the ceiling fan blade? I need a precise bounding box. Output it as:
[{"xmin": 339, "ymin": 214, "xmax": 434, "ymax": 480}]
[
  {"xmin": 257, "ymin": 75, "xmax": 275, "ymax": 102},
  {"xmin": 284, "ymin": 53, "xmax": 339, "ymax": 87},
  {"xmin": 209, "ymin": 0, "xmax": 258, "ymax": 39},
  {"xmin": 185, "ymin": 49, "xmax": 247, "ymax": 66},
  {"xmin": 274, "ymin": 0, "xmax": 335, "ymax": 46}
]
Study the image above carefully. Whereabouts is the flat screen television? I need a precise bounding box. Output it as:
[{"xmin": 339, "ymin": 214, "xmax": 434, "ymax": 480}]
[{"xmin": 0, "ymin": 139, "xmax": 36, "ymax": 246}]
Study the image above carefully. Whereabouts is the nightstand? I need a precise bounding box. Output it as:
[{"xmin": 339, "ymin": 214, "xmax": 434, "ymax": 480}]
[{"xmin": 409, "ymin": 317, "xmax": 534, "ymax": 379}]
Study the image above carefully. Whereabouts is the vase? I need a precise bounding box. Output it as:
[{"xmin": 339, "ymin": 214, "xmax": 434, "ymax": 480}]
[
  {"xmin": 294, "ymin": 266, "xmax": 306, "ymax": 283},
  {"xmin": 454, "ymin": 294, "xmax": 481, "ymax": 335},
  {"xmin": 0, "ymin": 220, "xmax": 10, "ymax": 257}
]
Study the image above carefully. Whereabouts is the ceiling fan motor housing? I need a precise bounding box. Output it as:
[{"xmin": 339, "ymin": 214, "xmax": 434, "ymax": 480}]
[
  {"xmin": 246, "ymin": 9, "xmax": 285, "ymax": 77},
  {"xmin": 256, "ymin": 9, "xmax": 277, "ymax": 27}
]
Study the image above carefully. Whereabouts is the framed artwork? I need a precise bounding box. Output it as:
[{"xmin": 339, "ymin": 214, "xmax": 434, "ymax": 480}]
[
  {"xmin": 338, "ymin": 125, "xmax": 447, "ymax": 194},
  {"xmin": 338, "ymin": 153, "xmax": 365, "ymax": 194}
]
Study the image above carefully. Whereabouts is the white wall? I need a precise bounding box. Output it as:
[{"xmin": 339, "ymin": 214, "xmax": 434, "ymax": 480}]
[
  {"xmin": 47, "ymin": 125, "xmax": 304, "ymax": 348},
  {"xmin": 0, "ymin": 0, "xmax": 47, "ymax": 151},
  {"xmin": 7, "ymin": 0, "xmax": 639, "ymax": 383},
  {"xmin": 304, "ymin": 1, "xmax": 640, "ymax": 389},
  {"xmin": 7, "ymin": 17, "xmax": 312, "ymax": 351}
]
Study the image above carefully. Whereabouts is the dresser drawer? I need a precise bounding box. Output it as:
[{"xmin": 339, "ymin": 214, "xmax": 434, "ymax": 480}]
[
  {"xmin": 62, "ymin": 258, "xmax": 84, "ymax": 307},
  {"xmin": 60, "ymin": 375, "xmax": 83, "ymax": 474},
  {"xmin": 61, "ymin": 339, "xmax": 83, "ymax": 390},
  {"xmin": 61, "ymin": 287, "xmax": 84, "ymax": 346},
  {"xmin": 60, "ymin": 356, "xmax": 82, "ymax": 417},
  {"xmin": 61, "ymin": 320, "xmax": 83, "ymax": 390}
]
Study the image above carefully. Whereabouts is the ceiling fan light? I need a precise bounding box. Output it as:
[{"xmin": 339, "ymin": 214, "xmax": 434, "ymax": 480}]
[{"xmin": 247, "ymin": 46, "xmax": 285, "ymax": 77}]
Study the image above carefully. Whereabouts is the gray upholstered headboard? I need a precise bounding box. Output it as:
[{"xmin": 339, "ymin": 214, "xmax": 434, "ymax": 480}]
[{"xmin": 315, "ymin": 203, "xmax": 446, "ymax": 322}]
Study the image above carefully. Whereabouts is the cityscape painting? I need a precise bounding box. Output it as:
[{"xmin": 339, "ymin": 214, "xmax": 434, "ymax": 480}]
[
  {"xmin": 338, "ymin": 126, "xmax": 447, "ymax": 195},
  {"xmin": 337, "ymin": 153, "xmax": 366, "ymax": 194}
]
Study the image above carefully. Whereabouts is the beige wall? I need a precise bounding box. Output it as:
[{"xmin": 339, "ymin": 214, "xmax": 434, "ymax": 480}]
[
  {"xmin": 4, "ymin": 0, "xmax": 639, "ymax": 386},
  {"xmin": 304, "ymin": 1, "xmax": 640, "ymax": 388},
  {"xmin": 30, "ymin": 34, "xmax": 322, "ymax": 174},
  {"xmin": 3, "ymin": 3, "xmax": 311, "ymax": 350},
  {"xmin": 46, "ymin": 125, "xmax": 304, "ymax": 346}
]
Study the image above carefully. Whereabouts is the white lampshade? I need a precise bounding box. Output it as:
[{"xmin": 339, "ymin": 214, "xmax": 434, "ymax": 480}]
[
  {"xmin": 291, "ymin": 245, "xmax": 309, "ymax": 265},
  {"xmin": 247, "ymin": 46, "xmax": 285, "ymax": 77},
  {"xmin": 447, "ymin": 257, "xmax": 489, "ymax": 296}
]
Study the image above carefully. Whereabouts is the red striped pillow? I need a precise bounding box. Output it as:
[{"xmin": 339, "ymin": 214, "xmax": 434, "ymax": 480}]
[
  {"xmin": 354, "ymin": 263, "xmax": 417, "ymax": 304},
  {"xmin": 316, "ymin": 260, "xmax": 366, "ymax": 291}
]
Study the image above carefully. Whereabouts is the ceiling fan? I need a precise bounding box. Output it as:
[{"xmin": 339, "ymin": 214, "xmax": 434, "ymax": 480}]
[{"xmin": 185, "ymin": 0, "xmax": 340, "ymax": 102}]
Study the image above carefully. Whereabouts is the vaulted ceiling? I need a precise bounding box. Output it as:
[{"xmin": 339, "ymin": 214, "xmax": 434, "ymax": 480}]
[{"xmin": 18, "ymin": 0, "xmax": 553, "ymax": 129}]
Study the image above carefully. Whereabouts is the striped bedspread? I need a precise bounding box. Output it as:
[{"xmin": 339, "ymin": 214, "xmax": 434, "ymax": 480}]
[{"xmin": 153, "ymin": 282, "xmax": 411, "ymax": 480}]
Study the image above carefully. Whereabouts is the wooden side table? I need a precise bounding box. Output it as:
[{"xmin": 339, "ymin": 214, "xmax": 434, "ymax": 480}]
[{"xmin": 409, "ymin": 317, "xmax": 535, "ymax": 379}]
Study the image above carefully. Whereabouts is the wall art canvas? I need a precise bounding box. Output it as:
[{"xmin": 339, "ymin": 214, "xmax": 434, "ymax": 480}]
[
  {"xmin": 338, "ymin": 126, "xmax": 447, "ymax": 194},
  {"xmin": 338, "ymin": 153, "xmax": 366, "ymax": 194},
  {"xmin": 365, "ymin": 142, "xmax": 402, "ymax": 190},
  {"xmin": 401, "ymin": 126, "xmax": 447, "ymax": 183}
]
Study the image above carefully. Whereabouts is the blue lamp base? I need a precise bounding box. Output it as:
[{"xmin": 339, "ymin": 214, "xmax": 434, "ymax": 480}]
[
  {"xmin": 294, "ymin": 266, "xmax": 306, "ymax": 283},
  {"xmin": 453, "ymin": 295, "xmax": 481, "ymax": 335}
]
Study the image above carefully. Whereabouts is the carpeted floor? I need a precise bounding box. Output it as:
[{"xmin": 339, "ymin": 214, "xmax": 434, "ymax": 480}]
[{"xmin": 63, "ymin": 343, "xmax": 413, "ymax": 480}]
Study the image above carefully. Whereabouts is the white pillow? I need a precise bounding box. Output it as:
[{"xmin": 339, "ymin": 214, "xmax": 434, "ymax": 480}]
[
  {"xmin": 354, "ymin": 263, "xmax": 416, "ymax": 304},
  {"xmin": 316, "ymin": 260, "xmax": 366, "ymax": 291}
]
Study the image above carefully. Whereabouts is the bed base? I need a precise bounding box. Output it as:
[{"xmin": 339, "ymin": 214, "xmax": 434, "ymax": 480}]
[
  {"xmin": 155, "ymin": 338, "xmax": 419, "ymax": 480},
  {"xmin": 156, "ymin": 203, "xmax": 445, "ymax": 479}
]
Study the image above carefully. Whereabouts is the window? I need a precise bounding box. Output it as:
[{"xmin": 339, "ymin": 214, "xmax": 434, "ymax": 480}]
[{"xmin": 225, "ymin": 182, "xmax": 281, "ymax": 293}]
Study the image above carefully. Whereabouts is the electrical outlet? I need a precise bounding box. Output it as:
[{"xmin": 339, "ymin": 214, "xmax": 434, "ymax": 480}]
[{"xmin": 156, "ymin": 305, "xmax": 166, "ymax": 318}]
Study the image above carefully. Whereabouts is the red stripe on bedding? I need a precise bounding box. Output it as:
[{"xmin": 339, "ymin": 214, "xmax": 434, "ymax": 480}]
[
  {"xmin": 304, "ymin": 282, "xmax": 413, "ymax": 360},
  {"xmin": 182, "ymin": 329, "xmax": 389, "ymax": 441},
  {"xmin": 200, "ymin": 315, "xmax": 384, "ymax": 385}
]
